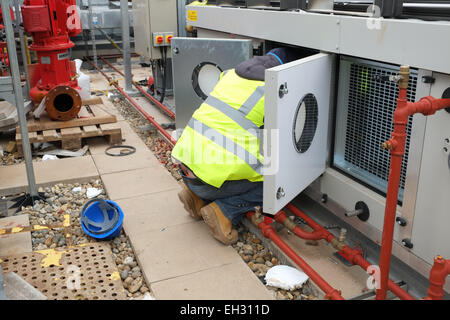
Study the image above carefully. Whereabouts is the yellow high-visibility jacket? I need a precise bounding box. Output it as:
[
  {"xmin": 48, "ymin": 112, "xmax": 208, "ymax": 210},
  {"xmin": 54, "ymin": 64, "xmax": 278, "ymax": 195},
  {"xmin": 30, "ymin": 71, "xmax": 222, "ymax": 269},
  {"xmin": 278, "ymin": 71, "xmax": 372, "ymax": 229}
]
[{"xmin": 172, "ymin": 69, "xmax": 265, "ymax": 188}]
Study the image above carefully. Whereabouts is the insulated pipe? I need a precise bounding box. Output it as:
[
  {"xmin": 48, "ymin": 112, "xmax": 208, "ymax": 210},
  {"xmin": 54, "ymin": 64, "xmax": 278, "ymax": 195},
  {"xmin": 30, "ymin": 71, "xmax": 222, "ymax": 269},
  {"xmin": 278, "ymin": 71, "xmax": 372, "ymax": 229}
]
[
  {"xmin": 425, "ymin": 256, "xmax": 450, "ymax": 300},
  {"xmin": 85, "ymin": 57, "xmax": 176, "ymax": 145},
  {"xmin": 376, "ymin": 66, "xmax": 450, "ymax": 300},
  {"xmin": 98, "ymin": 56, "xmax": 175, "ymax": 119},
  {"xmin": 285, "ymin": 203, "xmax": 415, "ymax": 300},
  {"xmin": 246, "ymin": 211, "xmax": 345, "ymax": 300}
]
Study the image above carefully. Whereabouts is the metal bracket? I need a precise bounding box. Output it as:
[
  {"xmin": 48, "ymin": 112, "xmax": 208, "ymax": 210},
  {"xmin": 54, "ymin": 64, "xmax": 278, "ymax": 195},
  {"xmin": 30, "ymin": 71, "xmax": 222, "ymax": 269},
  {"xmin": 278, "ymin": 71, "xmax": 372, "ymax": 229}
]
[
  {"xmin": 396, "ymin": 216, "xmax": 408, "ymax": 227},
  {"xmin": 278, "ymin": 82, "xmax": 288, "ymax": 98}
]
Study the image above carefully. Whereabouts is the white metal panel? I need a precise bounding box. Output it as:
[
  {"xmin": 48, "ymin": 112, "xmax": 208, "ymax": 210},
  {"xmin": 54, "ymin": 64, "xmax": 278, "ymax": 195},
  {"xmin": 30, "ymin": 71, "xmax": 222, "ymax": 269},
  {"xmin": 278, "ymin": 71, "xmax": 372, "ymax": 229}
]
[
  {"xmin": 339, "ymin": 16, "xmax": 450, "ymax": 75},
  {"xmin": 411, "ymin": 73, "xmax": 450, "ymax": 265},
  {"xmin": 132, "ymin": 0, "xmax": 178, "ymax": 59},
  {"xmin": 171, "ymin": 38, "xmax": 253, "ymax": 133},
  {"xmin": 186, "ymin": 6, "xmax": 341, "ymax": 53},
  {"xmin": 132, "ymin": 0, "xmax": 151, "ymax": 59},
  {"xmin": 264, "ymin": 53, "xmax": 334, "ymax": 214},
  {"xmin": 186, "ymin": 5, "xmax": 450, "ymax": 74}
]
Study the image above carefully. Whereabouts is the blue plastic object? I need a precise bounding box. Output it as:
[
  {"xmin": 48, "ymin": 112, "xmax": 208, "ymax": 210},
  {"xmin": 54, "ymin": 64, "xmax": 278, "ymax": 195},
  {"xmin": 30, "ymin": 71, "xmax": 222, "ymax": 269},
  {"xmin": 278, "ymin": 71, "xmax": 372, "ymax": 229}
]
[{"xmin": 80, "ymin": 199, "xmax": 124, "ymax": 240}]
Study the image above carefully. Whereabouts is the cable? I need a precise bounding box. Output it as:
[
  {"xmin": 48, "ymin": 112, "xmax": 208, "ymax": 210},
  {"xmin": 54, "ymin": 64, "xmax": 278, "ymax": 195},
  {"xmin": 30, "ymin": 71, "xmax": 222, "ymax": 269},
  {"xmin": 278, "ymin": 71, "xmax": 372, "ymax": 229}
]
[
  {"xmin": 105, "ymin": 145, "xmax": 136, "ymax": 157},
  {"xmin": 158, "ymin": 46, "xmax": 167, "ymax": 103}
]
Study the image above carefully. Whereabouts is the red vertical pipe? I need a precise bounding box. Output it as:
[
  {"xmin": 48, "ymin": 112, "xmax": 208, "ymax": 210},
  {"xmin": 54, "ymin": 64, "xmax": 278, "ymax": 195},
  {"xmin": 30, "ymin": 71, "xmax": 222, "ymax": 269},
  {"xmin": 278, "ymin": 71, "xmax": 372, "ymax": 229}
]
[
  {"xmin": 426, "ymin": 256, "xmax": 450, "ymax": 300},
  {"xmin": 376, "ymin": 86, "xmax": 409, "ymax": 300}
]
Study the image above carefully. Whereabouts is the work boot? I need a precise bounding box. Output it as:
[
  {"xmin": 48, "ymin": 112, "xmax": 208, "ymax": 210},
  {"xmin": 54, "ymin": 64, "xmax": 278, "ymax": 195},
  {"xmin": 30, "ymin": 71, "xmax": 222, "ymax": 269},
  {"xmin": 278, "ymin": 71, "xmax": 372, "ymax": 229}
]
[
  {"xmin": 200, "ymin": 202, "xmax": 238, "ymax": 245},
  {"xmin": 178, "ymin": 184, "xmax": 205, "ymax": 220}
]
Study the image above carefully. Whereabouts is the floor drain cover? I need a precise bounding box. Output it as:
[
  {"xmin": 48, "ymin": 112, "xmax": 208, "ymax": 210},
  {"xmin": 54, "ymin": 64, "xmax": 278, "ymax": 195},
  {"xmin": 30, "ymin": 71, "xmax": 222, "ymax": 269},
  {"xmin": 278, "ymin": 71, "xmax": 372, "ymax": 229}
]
[{"xmin": 0, "ymin": 243, "xmax": 126, "ymax": 300}]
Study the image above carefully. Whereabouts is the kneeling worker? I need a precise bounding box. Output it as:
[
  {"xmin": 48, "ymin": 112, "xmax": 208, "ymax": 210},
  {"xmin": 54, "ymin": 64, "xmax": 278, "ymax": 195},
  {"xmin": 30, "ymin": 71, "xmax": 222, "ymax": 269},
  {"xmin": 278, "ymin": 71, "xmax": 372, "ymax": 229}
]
[{"xmin": 172, "ymin": 48, "xmax": 298, "ymax": 245}]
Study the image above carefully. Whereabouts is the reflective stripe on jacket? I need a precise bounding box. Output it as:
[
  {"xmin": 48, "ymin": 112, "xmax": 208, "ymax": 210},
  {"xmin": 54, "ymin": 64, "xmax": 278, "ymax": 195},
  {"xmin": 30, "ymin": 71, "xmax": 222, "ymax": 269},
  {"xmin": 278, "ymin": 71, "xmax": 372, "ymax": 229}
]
[{"xmin": 171, "ymin": 69, "xmax": 265, "ymax": 188}]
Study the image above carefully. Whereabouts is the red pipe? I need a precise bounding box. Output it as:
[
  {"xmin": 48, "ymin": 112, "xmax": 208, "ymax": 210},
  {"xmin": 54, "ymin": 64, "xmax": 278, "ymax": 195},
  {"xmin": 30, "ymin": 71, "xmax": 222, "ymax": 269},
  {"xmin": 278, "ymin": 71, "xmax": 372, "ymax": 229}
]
[
  {"xmin": 376, "ymin": 66, "xmax": 450, "ymax": 300},
  {"xmin": 98, "ymin": 55, "xmax": 176, "ymax": 119},
  {"xmin": 274, "ymin": 210, "xmax": 325, "ymax": 240},
  {"xmin": 85, "ymin": 57, "xmax": 176, "ymax": 146},
  {"xmin": 425, "ymin": 256, "xmax": 450, "ymax": 300},
  {"xmin": 246, "ymin": 211, "xmax": 345, "ymax": 300},
  {"xmin": 285, "ymin": 203, "xmax": 415, "ymax": 300}
]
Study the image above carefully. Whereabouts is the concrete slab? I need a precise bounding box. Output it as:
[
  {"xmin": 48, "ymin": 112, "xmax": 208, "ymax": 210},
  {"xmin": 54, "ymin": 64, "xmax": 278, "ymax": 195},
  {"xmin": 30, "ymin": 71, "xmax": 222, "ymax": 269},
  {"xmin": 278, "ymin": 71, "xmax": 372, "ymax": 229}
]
[
  {"xmin": 116, "ymin": 189, "xmax": 192, "ymax": 234},
  {"xmin": 89, "ymin": 120, "xmax": 148, "ymax": 155},
  {"xmin": 101, "ymin": 167, "xmax": 178, "ymax": 201},
  {"xmin": 92, "ymin": 148, "xmax": 161, "ymax": 175},
  {"xmin": 96, "ymin": 96, "xmax": 125, "ymax": 121},
  {"xmin": 151, "ymin": 262, "xmax": 275, "ymax": 300},
  {"xmin": 0, "ymin": 156, "xmax": 99, "ymax": 196},
  {"xmin": 3, "ymin": 272, "xmax": 47, "ymax": 300},
  {"xmin": 0, "ymin": 214, "xmax": 32, "ymax": 256},
  {"xmin": 129, "ymin": 221, "xmax": 242, "ymax": 283}
]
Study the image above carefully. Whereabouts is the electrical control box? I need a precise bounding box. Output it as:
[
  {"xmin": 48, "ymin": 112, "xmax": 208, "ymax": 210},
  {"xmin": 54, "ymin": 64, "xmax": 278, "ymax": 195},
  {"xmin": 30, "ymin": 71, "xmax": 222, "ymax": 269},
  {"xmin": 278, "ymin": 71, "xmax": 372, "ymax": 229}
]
[{"xmin": 132, "ymin": 0, "xmax": 178, "ymax": 59}]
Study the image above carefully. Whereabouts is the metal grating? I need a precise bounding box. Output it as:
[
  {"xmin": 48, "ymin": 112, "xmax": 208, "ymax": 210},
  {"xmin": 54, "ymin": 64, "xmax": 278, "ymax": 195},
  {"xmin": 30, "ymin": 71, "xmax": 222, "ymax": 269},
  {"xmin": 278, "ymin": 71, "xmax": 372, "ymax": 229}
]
[
  {"xmin": 0, "ymin": 243, "xmax": 126, "ymax": 300},
  {"xmin": 334, "ymin": 58, "xmax": 418, "ymax": 200}
]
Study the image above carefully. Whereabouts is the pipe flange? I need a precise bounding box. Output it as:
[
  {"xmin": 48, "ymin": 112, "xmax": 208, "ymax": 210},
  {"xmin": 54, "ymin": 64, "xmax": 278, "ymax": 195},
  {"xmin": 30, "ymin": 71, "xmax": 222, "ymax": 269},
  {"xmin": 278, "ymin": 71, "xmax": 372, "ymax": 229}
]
[{"xmin": 45, "ymin": 85, "xmax": 82, "ymax": 121}]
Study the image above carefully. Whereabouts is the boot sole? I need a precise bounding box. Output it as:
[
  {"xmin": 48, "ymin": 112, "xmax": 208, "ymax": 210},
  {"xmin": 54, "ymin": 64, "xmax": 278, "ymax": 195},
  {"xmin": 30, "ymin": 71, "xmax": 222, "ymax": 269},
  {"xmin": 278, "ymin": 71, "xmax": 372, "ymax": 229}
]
[
  {"xmin": 201, "ymin": 207, "xmax": 237, "ymax": 245},
  {"xmin": 178, "ymin": 190, "xmax": 202, "ymax": 220}
]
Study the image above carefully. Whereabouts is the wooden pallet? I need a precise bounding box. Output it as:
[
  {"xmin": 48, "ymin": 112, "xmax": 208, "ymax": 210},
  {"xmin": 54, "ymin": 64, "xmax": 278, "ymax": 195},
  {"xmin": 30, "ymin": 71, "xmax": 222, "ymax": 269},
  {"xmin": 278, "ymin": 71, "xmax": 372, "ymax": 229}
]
[{"xmin": 15, "ymin": 97, "xmax": 122, "ymax": 157}]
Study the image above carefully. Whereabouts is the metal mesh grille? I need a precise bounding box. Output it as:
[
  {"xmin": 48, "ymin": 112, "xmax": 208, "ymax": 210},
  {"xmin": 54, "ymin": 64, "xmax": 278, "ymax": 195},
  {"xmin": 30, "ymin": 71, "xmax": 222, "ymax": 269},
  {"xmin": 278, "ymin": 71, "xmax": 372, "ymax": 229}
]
[{"xmin": 335, "ymin": 59, "xmax": 418, "ymax": 199}]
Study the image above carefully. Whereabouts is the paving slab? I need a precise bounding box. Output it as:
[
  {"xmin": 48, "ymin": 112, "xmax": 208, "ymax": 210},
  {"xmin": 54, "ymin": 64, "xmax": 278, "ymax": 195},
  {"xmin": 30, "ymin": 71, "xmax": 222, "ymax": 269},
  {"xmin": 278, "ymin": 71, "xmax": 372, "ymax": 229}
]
[
  {"xmin": 96, "ymin": 96, "xmax": 125, "ymax": 121},
  {"xmin": 116, "ymin": 189, "xmax": 193, "ymax": 234},
  {"xmin": 101, "ymin": 166, "xmax": 178, "ymax": 201},
  {"xmin": 92, "ymin": 148, "xmax": 161, "ymax": 175},
  {"xmin": 0, "ymin": 214, "xmax": 32, "ymax": 256},
  {"xmin": 0, "ymin": 156, "xmax": 99, "ymax": 196},
  {"xmin": 3, "ymin": 272, "xmax": 47, "ymax": 300},
  {"xmin": 151, "ymin": 262, "xmax": 274, "ymax": 300},
  {"xmin": 130, "ymin": 221, "xmax": 243, "ymax": 284},
  {"xmin": 89, "ymin": 120, "xmax": 148, "ymax": 155}
]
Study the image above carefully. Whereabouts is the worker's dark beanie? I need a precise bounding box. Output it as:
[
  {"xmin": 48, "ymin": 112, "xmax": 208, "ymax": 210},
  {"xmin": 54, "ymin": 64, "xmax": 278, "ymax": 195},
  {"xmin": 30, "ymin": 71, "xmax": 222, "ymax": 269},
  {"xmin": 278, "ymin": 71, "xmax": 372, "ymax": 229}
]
[
  {"xmin": 267, "ymin": 47, "xmax": 298, "ymax": 65},
  {"xmin": 235, "ymin": 47, "xmax": 298, "ymax": 81}
]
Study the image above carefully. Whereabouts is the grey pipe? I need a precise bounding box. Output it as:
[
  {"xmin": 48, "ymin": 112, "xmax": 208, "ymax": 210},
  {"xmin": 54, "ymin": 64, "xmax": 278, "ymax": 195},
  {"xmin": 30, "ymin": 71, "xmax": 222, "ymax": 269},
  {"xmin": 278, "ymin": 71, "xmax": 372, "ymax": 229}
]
[
  {"xmin": 13, "ymin": 0, "xmax": 30, "ymax": 99},
  {"xmin": 120, "ymin": 0, "xmax": 133, "ymax": 92},
  {"xmin": 87, "ymin": 0, "xmax": 98, "ymax": 68},
  {"xmin": 1, "ymin": 0, "xmax": 38, "ymax": 197}
]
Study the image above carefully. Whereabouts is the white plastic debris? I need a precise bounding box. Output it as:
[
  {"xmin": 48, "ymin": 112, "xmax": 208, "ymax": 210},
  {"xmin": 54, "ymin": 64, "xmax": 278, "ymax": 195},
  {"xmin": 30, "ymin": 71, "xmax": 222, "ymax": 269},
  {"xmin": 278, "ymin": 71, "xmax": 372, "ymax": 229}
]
[
  {"xmin": 86, "ymin": 187, "xmax": 103, "ymax": 199},
  {"xmin": 33, "ymin": 98, "xmax": 46, "ymax": 118},
  {"xmin": 42, "ymin": 154, "xmax": 58, "ymax": 161},
  {"xmin": 140, "ymin": 292, "xmax": 155, "ymax": 300},
  {"xmin": 72, "ymin": 186, "xmax": 82, "ymax": 193},
  {"xmin": 265, "ymin": 265, "xmax": 309, "ymax": 291},
  {"xmin": 75, "ymin": 59, "xmax": 91, "ymax": 101}
]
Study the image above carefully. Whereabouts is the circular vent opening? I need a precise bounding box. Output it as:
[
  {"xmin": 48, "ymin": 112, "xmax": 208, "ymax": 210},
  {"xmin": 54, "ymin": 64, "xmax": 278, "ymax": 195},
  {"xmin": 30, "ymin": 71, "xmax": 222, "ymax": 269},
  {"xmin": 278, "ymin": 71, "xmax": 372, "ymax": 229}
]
[
  {"xmin": 293, "ymin": 93, "xmax": 319, "ymax": 153},
  {"xmin": 192, "ymin": 62, "xmax": 222, "ymax": 100}
]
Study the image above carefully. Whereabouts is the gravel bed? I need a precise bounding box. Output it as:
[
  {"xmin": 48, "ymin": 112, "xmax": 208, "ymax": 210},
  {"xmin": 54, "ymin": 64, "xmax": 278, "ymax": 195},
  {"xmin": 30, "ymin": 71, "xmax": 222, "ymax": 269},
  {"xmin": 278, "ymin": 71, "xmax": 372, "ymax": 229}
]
[
  {"xmin": 109, "ymin": 92, "xmax": 317, "ymax": 300},
  {"xmin": 16, "ymin": 180, "xmax": 152, "ymax": 300}
]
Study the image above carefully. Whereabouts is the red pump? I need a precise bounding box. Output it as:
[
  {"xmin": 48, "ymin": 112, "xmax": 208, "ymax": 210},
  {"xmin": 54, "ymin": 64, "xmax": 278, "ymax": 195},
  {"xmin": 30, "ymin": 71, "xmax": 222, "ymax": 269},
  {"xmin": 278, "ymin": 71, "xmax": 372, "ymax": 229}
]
[{"xmin": 21, "ymin": 0, "xmax": 82, "ymax": 120}]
